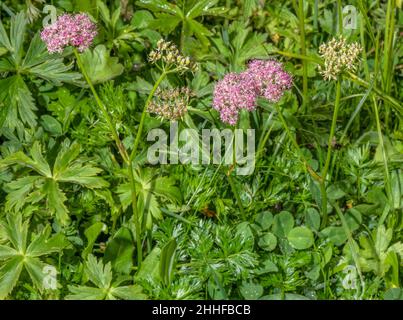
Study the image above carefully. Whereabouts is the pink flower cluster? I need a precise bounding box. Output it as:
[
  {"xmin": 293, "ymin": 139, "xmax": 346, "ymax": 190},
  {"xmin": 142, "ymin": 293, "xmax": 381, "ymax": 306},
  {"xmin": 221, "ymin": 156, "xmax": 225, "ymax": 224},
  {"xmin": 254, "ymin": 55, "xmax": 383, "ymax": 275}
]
[
  {"xmin": 213, "ymin": 60, "xmax": 292, "ymax": 125},
  {"xmin": 40, "ymin": 13, "xmax": 97, "ymax": 53}
]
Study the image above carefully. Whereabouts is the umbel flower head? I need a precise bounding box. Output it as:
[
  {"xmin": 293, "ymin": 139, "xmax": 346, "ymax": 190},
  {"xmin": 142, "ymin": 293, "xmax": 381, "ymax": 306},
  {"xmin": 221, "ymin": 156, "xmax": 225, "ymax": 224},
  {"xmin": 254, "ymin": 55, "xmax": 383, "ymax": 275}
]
[
  {"xmin": 148, "ymin": 39, "xmax": 198, "ymax": 73},
  {"xmin": 147, "ymin": 87, "xmax": 195, "ymax": 121},
  {"xmin": 41, "ymin": 13, "xmax": 97, "ymax": 53},
  {"xmin": 246, "ymin": 60, "xmax": 293, "ymax": 102},
  {"xmin": 213, "ymin": 72, "xmax": 258, "ymax": 125},
  {"xmin": 213, "ymin": 59, "xmax": 292, "ymax": 125},
  {"xmin": 319, "ymin": 36, "xmax": 362, "ymax": 81}
]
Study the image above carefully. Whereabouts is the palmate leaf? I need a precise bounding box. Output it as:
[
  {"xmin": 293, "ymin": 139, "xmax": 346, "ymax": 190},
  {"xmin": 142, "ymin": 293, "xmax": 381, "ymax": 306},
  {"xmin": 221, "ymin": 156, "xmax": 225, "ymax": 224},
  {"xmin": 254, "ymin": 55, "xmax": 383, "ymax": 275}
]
[
  {"xmin": 53, "ymin": 141, "xmax": 109, "ymax": 188},
  {"xmin": 0, "ymin": 75, "xmax": 38, "ymax": 129},
  {"xmin": 136, "ymin": 0, "xmax": 181, "ymax": 16},
  {"xmin": 66, "ymin": 255, "xmax": 146, "ymax": 300},
  {"xmin": 210, "ymin": 21, "xmax": 269, "ymax": 71},
  {"xmin": 1, "ymin": 141, "xmax": 108, "ymax": 224},
  {"xmin": 4, "ymin": 175, "xmax": 42, "ymax": 212},
  {"xmin": 9, "ymin": 12, "xmax": 26, "ymax": 65},
  {"xmin": 0, "ymin": 11, "xmax": 82, "ymax": 131},
  {"xmin": 137, "ymin": 0, "xmax": 226, "ymax": 49},
  {"xmin": 43, "ymin": 179, "xmax": 70, "ymax": 224},
  {"xmin": 0, "ymin": 256, "xmax": 24, "ymax": 300},
  {"xmin": 117, "ymin": 168, "xmax": 182, "ymax": 228},
  {"xmin": 0, "ymin": 214, "xmax": 69, "ymax": 299}
]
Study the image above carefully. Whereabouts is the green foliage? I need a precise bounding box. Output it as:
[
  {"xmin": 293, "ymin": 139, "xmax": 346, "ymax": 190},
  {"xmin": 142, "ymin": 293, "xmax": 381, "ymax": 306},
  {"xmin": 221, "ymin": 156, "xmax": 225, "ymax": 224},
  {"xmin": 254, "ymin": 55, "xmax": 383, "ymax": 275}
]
[
  {"xmin": 0, "ymin": 0, "xmax": 401, "ymax": 301},
  {"xmin": 0, "ymin": 12, "xmax": 81, "ymax": 130},
  {"xmin": 66, "ymin": 255, "xmax": 146, "ymax": 300},
  {"xmin": 0, "ymin": 214, "xmax": 69, "ymax": 299}
]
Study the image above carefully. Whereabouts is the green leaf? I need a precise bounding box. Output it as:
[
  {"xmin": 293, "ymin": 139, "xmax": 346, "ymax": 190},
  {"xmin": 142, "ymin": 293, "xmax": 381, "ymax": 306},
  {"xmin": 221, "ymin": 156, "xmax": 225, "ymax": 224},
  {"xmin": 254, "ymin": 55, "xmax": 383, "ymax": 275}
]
[
  {"xmin": 40, "ymin": 115, "xmax": 63, "ymax": 136},
  {"xmin": 0, "ymin": 245, "xmax": 17, "ymax": 260},
  {"xmin": 136, "ymin": 0, "xmax": 180, "ymax": 16},
  {"xmin": 53, "ymin": 141, "xmax": 109, "ymax": 188},
  {"xmin": 136, "ymin": 247, "xmax": 161, "ymax": 282},
  {"xmin": 23, "ymin": 257, "xmax": 47, "ymax": 289},
  {"xmin": 42, "ymin": 179, "xmax": 70, "ymax": 224},
  {"xmin": 1, "ymin": 214, "xmax": 29, "ymax": 253},
  {"xmin": 104, "ymin": 227, "xmax": 134, "ymax": 275},
  {"xmin": 344, "ymin": 208, "xmax": 362, "ymax": 231},
  {"xmin": 79, "ymin": 45, "xmax": 124, "ymax": 84},
  {"xmin": 261, "ymin": 293, "xmax": 311, "ymax": 300},
  {"xmin": 0, "ymin": 47, "xmax": 7, "ymax": 56},
  {"xmin": 384, "ymin": 288, "xmax": 403, "ymax": 300},
  {"xmin": 258, "ymin": 232, "xmax": 277, "ymax": 251},
  {"xmin": 305, "ymin": 208, "xmax": 320, "ymax": 231},
  {"xmin": 240, "ymin": 281, "xmax": 263, "ymax": 300},
  {"xmin": 287, "ymin": 226, "xmax": 314, "ymax": 250},
  {"xmin": 82, "ymin": 222, "xmax": 106, "ymax": 259},
  {"xmin": 110, "ymin": 285, "xmax": 147, "ymax": 300},
  {"xmin": 321, "ymin": 226, "xmax": 348, "ymax": 246},
  {"xmin": 10, "ymin": 12, "xmax": 27, "ymax": 65},
  {"xmin": 66, "ymin": 286, "xmax": 107, "ymax": 300},
  {"xmin": 27, "ymin": 227, "xmax": 69, "ymax": 257},
  {"xmin": 85, "ymin": 254, "xmax": 112, "ymax": 289},
  {"xmin": 0, "ymin": 16, "xmax": 12, "ymax": 51},
  {"xmin": 255, "ymin": 211, "xmax": 273, "ymax": 231},
  {"xmin": 0, "ymin": 75, "xmax": 38, "ymax": 129},
  {"xmin": 255, "ymin": 260, "xmax": 278, "ymax": 275},
  {"xmin": 149, "ymin": 14, "xmax": 182, "ymax": 34},
  {"xmin": 131, "ymin": 10, "xmax": 154, "ymax": 29},
  {"xmin": 272, "ymin": 211, "xmax": 294, "ymax": 238},
  {"xmin": 4, "ymin": 176, "xmax": 43, "ymax": 212},
  {"xmin": 327, "ymin": 184, "xmax": 346, "ymax": 200},
  {"xmin": 159, "ymin": 238, "xmax": 177, "ymax": 287},
  {"xmin": 0, "ymin": 255, "xmax": 24, "ymax": 299}
]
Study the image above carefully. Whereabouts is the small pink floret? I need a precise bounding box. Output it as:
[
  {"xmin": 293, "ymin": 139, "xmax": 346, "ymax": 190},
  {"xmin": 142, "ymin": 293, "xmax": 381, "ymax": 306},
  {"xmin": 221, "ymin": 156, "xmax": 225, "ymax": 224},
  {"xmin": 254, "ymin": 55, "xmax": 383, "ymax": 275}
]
[{"xmin": 40, "ymin": 13, "xmax": 97, "ymax": 53}]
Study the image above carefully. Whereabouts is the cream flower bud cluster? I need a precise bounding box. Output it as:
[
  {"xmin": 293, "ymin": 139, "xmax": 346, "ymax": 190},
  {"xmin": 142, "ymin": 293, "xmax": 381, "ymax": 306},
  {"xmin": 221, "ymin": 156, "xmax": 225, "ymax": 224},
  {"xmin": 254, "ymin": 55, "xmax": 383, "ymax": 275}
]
[
  {"xmin": 319, "ymin": 36, "xmax": 362, "ymax": 81},
  {"xmin": 148, "ymin": 39, "xmax": 198, "ymax": 73},
  {"xmin": 147, "ymin": 87, "xmax": 195, "ymax": 121}
]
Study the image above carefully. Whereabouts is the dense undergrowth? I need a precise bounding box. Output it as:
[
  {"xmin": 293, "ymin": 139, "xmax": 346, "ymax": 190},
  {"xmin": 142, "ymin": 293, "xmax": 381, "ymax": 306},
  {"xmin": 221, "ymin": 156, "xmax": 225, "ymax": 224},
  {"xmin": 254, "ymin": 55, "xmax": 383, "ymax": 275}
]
[{"xmin": 0, "ymin": 0, "xmax": 402, "ymax": 300}]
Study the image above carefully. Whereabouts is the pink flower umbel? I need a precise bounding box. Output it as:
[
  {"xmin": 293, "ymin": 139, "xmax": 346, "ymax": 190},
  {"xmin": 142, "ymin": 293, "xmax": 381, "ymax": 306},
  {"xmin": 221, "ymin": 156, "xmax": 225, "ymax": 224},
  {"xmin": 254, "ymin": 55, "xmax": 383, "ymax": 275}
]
[
  {"xmin": 212, "ymin": 60, "xmax": 292, "ymax": 125},
  {"xmin": 213, "ymin": 72, "xmax": 258, "ymax": 125},
  {"xmin": 246, "ymin": 60, "xmax": 293, "ymax": 102},
  {"xmin": 41, "ymin": 13, "xmax": 97, "ymax": 53}
]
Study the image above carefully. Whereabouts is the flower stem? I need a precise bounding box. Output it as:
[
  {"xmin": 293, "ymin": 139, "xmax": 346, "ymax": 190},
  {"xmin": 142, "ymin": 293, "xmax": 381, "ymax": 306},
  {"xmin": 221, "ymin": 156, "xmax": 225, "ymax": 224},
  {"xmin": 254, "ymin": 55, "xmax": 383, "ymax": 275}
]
[
  {"xmin": 372, "ymin": 95, "xmax": 393, "ymax": 207},
  {"xmin": 320, "ymin": 78, "xmax": 341, "ymax": 228},
  {"xmin": 73, "ymin": 48, "xmax": 129, "ymax": 163},
  {"xmin": 274, "ymin": 103, "xmax": 308, "ymax": 171},
  {"xmin": 125, "ymin": 71, "xmax": 167, "ymax": 268},
  {"xmin": 74, "ymin": 48, "xmax": 143, "ymax": 268},
  {"xmin": 129, "ymin": 72, "xmax": 167, "ymax": 163},
  {"xmin": 226, "ymin": 169, "xmax": 246, "ymax": 220},
  {"xmin": 293, "ymin": 0, "xmax": 308, "ymax": 110}
]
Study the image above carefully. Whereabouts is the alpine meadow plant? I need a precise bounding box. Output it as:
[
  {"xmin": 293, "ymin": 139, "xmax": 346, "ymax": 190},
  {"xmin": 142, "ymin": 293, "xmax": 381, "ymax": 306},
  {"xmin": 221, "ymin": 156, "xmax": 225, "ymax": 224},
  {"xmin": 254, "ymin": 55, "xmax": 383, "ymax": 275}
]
[
  {"xmin": 40, "ymin": 13, "xmax": 97, "ymax": 53},
  {"xmin": 213, "ymin": 59, "xmax": 292, "ymax": 125},
  {"xmin": 0, "ymin": 0, "xmax": 401, "ymax": 302}
]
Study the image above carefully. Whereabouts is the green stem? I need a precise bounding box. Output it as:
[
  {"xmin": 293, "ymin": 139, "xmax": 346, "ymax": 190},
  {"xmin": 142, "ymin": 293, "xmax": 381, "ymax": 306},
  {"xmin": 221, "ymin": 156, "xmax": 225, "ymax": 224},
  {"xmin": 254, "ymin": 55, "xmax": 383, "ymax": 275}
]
[
  {"xmin": 73, "ymin": 48, "xmax": 129, "ymax": 163},
  {"xmin": 320, "ymin": 78, "xmax": 341, "ymax": 228},
  {"xmin": 372, "ymin": 95, "xmax": 393, "ymax": 207},
  {"xmin": 74, "ymin": 48, "xmax": 144, "ymax": 267},
  {"xmin": 127, "ymin": 71, "xmax": 167, "ymax": 268},
  {"xmin": 128, "ymin": 163, "xmax": 142, "ymax": 267},
  {"xmin": 129, "ymin": 72, "xmax": 167, "ymax": 163},
  {"xmin": 294, "ymin": 0, "xmax": 308, "ymax": 110},
  {"xmin": 382, "ymin": 0, "xmax": 396, "ymax": 132},
  {"xmin": 227, "ymin": 171, "xmax": 246, "ymax": 220},
  {"xmin": 274, "ymin": 104, "xmax": 308, "ymax": 170},
  {"xmin": 337, "ymin": 0, "xmax": 343, "ymax": 33}
]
